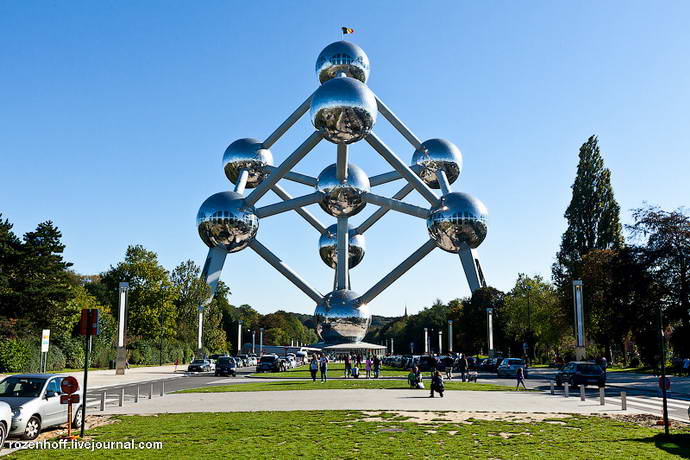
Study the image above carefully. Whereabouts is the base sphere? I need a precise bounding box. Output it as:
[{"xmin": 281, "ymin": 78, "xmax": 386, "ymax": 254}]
[
  {"xmin": 197, "ymin": 191, "xmax": 258, "ymax": 253},
  {"xmin": 427, "ymin": 192, "xmax": 488, "ymax": 252},
  {"xmin": 314, "ymin": 290, "xmax": 370, "ymax": 344}
]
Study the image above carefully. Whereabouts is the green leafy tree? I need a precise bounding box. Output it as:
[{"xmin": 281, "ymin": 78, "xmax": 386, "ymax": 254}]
[
  {"xmin": 171, "ymin": 260, "xmax": 211, "ymax": 345},
  {"xmin": 0, "ymin": 214, "xmax": 22, "ymax": 318}
]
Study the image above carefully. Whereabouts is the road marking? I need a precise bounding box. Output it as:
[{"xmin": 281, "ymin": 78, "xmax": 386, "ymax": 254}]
[{"xmin": 624, "ymin": 395, "xmax": 690, "ymax": 410}]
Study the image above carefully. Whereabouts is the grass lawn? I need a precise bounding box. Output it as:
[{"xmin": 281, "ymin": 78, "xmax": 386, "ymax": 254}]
[
  {"xmin": 175, "ymin": 379, "xmax": 515, "ymax": 393},
  {"xmin": 7, "ymin": 411, "xmax": 689, "ymax": 459},
  {"xmin": 250, "ymin": 363, "xmax": 409, "ymax": 378}
]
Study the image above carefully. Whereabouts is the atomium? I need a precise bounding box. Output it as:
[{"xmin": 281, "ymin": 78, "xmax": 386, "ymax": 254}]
[
  {"xmin": 193, "ymin": 40, "xmax": 491, "ymax": 350},
  {"xmin": 319, "ymin": 223, "xmax": 366, "ymax": 269},
  {"xmin": 316, "ymin": 163, "xmax": 370, "ymax": 217},
  {"xmin": 310, "ymin": 76, "xmax": 377, "ymax": 144},
  {"xmin": 223, "ymin": 138, "xmax": 273, "ymax": 188}
]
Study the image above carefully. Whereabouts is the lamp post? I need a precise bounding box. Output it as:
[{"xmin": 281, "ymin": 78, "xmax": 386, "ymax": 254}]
[
  {"xmin": 447, "ymin": 320, "xmax": 453, "ymax": 353},
  {"xmin": 525, "ymin": 284, "xmax": 532, "ymax": 363},
  {"xmin": 252, "ymin": 330, "xmax": 256, "ymax": 354},
  {"xmin": 658, "ymin": 306, "xmax": 670, "ymax": 436},
  {"xmin": 486, "ymin": 307, "xmax": 494, "ymax": 358},
  {"xmin": 423, "ymin": 328, "xmax": 428, "ymax": 355},
  {"xmin": 438, "ymin": 330, "xmax": 442, "ymax": 355},
  {"xmin": 159, "ymin": 310, "xmax": 164, "ymax": 366},
  {"xmin": 259, "ymin": 328, "xmax": 264, "ymax": 356},
  {"xmin": 237, "ymin": 320, "xmax": 243, "ymax": 355}
]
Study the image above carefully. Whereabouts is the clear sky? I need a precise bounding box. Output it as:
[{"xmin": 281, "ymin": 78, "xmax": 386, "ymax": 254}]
[{"xmin": 1, "ymin": 1, "xmax": 689, "ymax": 317}]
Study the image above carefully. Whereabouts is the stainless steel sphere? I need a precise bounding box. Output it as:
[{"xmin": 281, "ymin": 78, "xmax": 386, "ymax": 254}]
[
  {"xmin": 412, "ymin": 139, "xmax": 463, "ymax": 189},
  {"xmin": 316, "ymin": 41, "xmax": 370, "ymax": 84},
  {"xmin": 427, "ymin": 192, "xmax": 488, "ymax": 252},
  {"xmin": 222, "ymin": 138, "xmax": 273, "ymax": 189},
  {"xmin": 318, "ymin": 224, "xmax": 366, "ymax": 269},
  {"xmin": 310, "ymin": 76, "xmax": 377, "ymax": 144},
  {"xmin": 316, "ymin": 163, "xmax": 370, "ymax": 217},
  {"xmin": 197, "ymin": 191, "xmax": 258, "ymax": 253},
  {"xmin": 314, "ymin": 289, "xmax": 371, "ymax": 344}
]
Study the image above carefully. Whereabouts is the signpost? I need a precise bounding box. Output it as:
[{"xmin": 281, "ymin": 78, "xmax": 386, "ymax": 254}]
[
  {"xmin": 40, "ymin": 329, "xmax": 50, "ymax": 372},
  {"xmin": 79, "ymin": 308, "xmax": 100, "ymax": 438},
  {"xmin": 60, "ymin": 376, "xmax": 79, "ymax": 440}
]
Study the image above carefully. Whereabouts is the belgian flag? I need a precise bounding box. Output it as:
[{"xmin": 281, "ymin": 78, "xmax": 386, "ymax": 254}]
[{"xmin": 341, "ymin": 27, "xmax": 354, "ymax": 34}]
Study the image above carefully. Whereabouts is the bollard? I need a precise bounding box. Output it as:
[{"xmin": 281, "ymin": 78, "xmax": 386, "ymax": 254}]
[
  {"xmin": 119, "ymin": 388, "xmax": 124, "ymax": 407},
  {"xmin": 580, "ymin": 385, "xmax": 585, "ymax": 401},
  {"xmin": 621, "ymin": 391, "xmax": 627, "ymax": 410},
  {"xmin": 100, "ymin": 391, "xmax": 106, "ymax": 411},
  {"xmin": 149, "ymin": 383, "xmax": 153, "ymax": 399},
  {"xmin": 550, "ymin": 381, "xmax": 554, "ymax": 395},
  {"xmin": 135, "ymin": 385, "xmax": 140, "ymax": 403},
  {"xmin": 564, "ymin": 382, "xmax": 569, "ymax": 397},
  {"xmin": 160, "ymin": 380, "xmax": 165, "ymax": 397},
  {"xmin": 599, "ymin": 387, "xmax": 605, "ymax": 405}
]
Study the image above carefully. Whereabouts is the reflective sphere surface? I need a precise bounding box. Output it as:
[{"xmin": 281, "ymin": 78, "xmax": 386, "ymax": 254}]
[
  {"xmin": 222, "ymin": 138, "xmax": 273, "ymax": 188},
  {"xmin": 427, "ymin": 192, "xmax": 488, "ymax": 252},
  {"xmin": 197, "ymin": 191, "xmax": 258, "ymax": 252},
  {"xmin": 310, "ymin": 76, "xmax": 377, "ymax": 144},
  {"xmin": 412, "ymin": 139, "xmax": 463, "ymax": 189},
  {"xmin": 315, "ymin": 41, "xmax": 370, "ymax": 84},
  {"xmin": 314, "ymin": 289, "xmax": 371, "ymax": 344},
  {"xmin": 316, "ymin": 163, "xmax": 370, "ymax": 217},
  {"xmin": 318, "ymin": 224, "xmax": 366, "ymax": 269}
]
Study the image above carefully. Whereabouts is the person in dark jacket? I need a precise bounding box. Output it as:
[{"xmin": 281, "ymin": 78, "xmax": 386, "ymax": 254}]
[
  {"xmin": 458, "ymin": 354, "xmax": 468, "ymax": 382},
  {"xmin": 429, "ymin": 371, "xmax": 445, "ymax": 398}
]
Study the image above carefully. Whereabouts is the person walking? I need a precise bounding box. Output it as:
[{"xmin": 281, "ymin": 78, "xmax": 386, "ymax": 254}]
[
  {"xmin": 458, "ymin": 354, "xmax": 468, "ymax": 382},
  {"xmin": 309, "ymin": 356, "xmax": 319, "ymax": 383},
  {"xmin": 683, "ymin": 357, "xmax": 690, "ymax": 377},
  {"xmin": 365, "ymin": 357, "xmax": 372, "ymax": 379},
  {"xmin": 319, "ymin": 353, "xmax": 329, "ymax": 383},
  {"xmin": 430, "ymin": 371, "xmax": 444, "ymax": 397},
  {"xmin": 515, "ymin": 366, "xmax": 527, "ymax": 391},
  {"xmin": 373, "ymin": 355, "xmax": 381, "ymax": 379},
  {"xmin": 344, "ymin": 355, "xmax": 352, "ymax": 378}
]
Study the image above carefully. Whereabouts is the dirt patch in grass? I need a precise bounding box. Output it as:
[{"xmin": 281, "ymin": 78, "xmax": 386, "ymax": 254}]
[
  {"xmin": 357, "ymin": 410, "xmax": 571, "ymax": 424},
  {"xmin": 33, "ymin": 416, "xmax": 118, "ymax": 442},
  {"xmin": 607, "ymin": 413, "xmax": 689, "ymax": 429}
]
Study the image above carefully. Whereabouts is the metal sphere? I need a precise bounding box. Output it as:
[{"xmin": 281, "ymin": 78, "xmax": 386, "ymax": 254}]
[
  {"xmin": 314, "ymin": 289, "xmax": 371, "ymax": 344},
  {"xmin": 310, "ymin": 76, "xmax": 377, "ymax": 144},
  {"xmin": 197, "ymin": 191, "xmax": 258, "ymax": 253},
  {"xmin": 412, "ymin": 139, "xmax": 463, "ymax": 189},
  {"xmin": 222, "ymin": 138, "xmax": 273, "ymax": 189},
  {"xmin": 316, "ymin": 163, "xmax": 370, "ymax": 217},
  {"xmin": 315, "ymin": 41, "xmax": 370, "ymax": 84},
  {"xmin": 318, "ymin": 224, "xmax": 366, "ymax": 269},
  {"xmin": 427, "ymin": 192, "xmax": 488, "ymax": 252}
]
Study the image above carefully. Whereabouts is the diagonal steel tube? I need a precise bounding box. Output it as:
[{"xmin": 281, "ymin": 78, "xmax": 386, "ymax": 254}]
[
  {"xmin": 356, "ymin": 183, "xmax": 415, "ymax": 234},
  {"xmin": 362, "ymin": 192, "xmax": 429, "ymax": 219},
  {"xmin": 359, "ymin": 239, "xmax": 437, "ymax": 304},
  {"xmin": 246, "ymin": 131, "xmax": 322, "ymax": 206},
  {"xmin": 264, "ymin": 166, "xmax": 317, "ymax": 187},
  {"xmin": 271, "ymin": 185, "xmax": 327, "ymax": 234},
  {"xmin": 365, "ymin": 132, "xmax": 438, "ymax": 206},
  {"xmin": 249, "ymin": 239, "xmax": 323, "ymax": 304},
  {"xmin": 336, "ymin": 216, "xmax": 349, "ymax": 290},
  {"xmin": 436, "ymin": 170, "xmax": 452, "ymax": 195},
  {"xmin": 255, "ymin": 192, "xmax": 323, "ymax": 219},
  {"xmin": 369, "ymin": 165, "xmax": 423, "ymax": 186},
  {"xmin": 234, "ymin": 169, "xmax": 249, "ymax": 194},
  {"xmin": 336, "ymin": 144, "xmax": 348, "ymax": 182},
  {"xmin": 375, "ymin": 95, "xmax": 423, "ymax": 150},
  {"xmin": 263, "ymin": 94, "xmax": 312, "ymax": 149}
]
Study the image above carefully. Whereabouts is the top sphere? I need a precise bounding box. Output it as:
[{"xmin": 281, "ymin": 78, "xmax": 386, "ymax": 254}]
[
  {"xmin": 316, "ymin": 41, "xmax": 370, "ymax": 84},
  {"xmin": 427, "ymin": 192, "xmax": 488, "ymax": 252},
  {"xmin": 197, "ymin": 191, "xmax": 258, "ymax": 253},
  {"xmin": 412, "ymin": 139, "xmax": 463, "ymax": 189},
  {"xmin": 223, "ymin": 138, "xmax": 273, "ymax": 189}
]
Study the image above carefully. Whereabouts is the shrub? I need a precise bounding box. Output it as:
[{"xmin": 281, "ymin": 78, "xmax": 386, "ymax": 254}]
[{"xmin": 0, "ymin": 339, "xmax": 33, "ymax": 372}]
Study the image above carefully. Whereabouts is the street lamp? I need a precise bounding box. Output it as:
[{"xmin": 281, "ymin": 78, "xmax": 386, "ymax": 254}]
[
  {"xmin": 252, "ymin": 330, "xmax": 256, "ymax": 354},
  {"xmin": 259, "ymin": 328, "xmax": 264, "ymax": 356},
  {"xmin": 237, "ymin": 320, "xmax": 243, "ymax": 355},
  {"xmin": 525, "ymin": 284, "xmax": 532, "ymax": 363}
]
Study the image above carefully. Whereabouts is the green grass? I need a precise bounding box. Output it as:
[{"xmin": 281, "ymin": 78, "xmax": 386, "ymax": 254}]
[
  {"xmin": 606, "ymin": 366, "xmax": 656, "ymax": 374},
  {"xmin": 175, "ymin": 379, "xmax": 515, "ymax": 393},
  {"xmin": 7, "ymin": 411, "xmax": 689, "ymax": 459},
  {"xmin": 250, "ymin": 363, "xmax": 410, "ymax": 378}
]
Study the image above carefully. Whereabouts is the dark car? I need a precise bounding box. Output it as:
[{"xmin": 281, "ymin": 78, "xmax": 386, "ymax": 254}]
[
  {"xmin": 417, "ymin": 356, "xmax": 438, "ymax": 372},
  {"xmin": 479, "ymin": 358, "xmax": 498, "ymax": 372},
  {"xmin": 256, "ymin": 355, "xmax": 281, "ymax": 373},
  {"xmin": 214, "ymin": 357, "xmax": 237, "ymax": 377},
  {"xmin": 187, "ymin": 359, "xmax": 214, "ymax": 373},
  {"xmin": 555, "ymin": 361, "xmax": 606, "ymax": 387}
]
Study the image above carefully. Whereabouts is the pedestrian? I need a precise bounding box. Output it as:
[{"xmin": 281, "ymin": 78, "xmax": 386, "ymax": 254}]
[
  {"xmin": 344, "ymin": 354, "xmax": 352, "ymax": 378},
  {"xmin": 319, "ymin": 353, "xmax": 329, "ymax": 383},
  {"xmin": 174, "ymin": 358, "xmax": 179, "ymax": 372},
  {"xmin": 373, "ymin": 355, "xmax": 381, "ymax": 379},
  {"xmin": 683, "ymin": 357, "xmax": 690, "ymax": 377},
  {"xmin": 458, "ymin": 354, "xmax": 468, "ymax": 382},
  {"xmin": 429, "ymin": 371, "xmax": 444, "ymax": 398},
  {"xmin": 309, "ymin": 356, "xmax": 319, "ymax": 383},
  {"xmin": 515, "ymin": 366, "xmax": 527, "ymax": 391},
  {"xmin": 365, "ymin": 357, "xmax": 372, "ymax": 379}
]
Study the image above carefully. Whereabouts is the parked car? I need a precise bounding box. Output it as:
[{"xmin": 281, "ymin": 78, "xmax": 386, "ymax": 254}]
[
  {"xmin": 0, "ymin": 374, "xmax": 83, "ymax": 440},
  {"xmin": 496, "ymin": 358, "xmax": 528, "ymax": 378},
  {"xmin": 0, "ymin": 401, "xmax": 11, "ymax": 446},
  {"xmin": 215, "ymin": 357, "xmax": 237, "ymax": 377},
  {"xmin": 478, "ymin": 358, "xmax": 498, "ymax": 372},
  {"xmin": 417, "ymin": 356, "xmax": 438, "ymax": 372},
  {"xmin": 256, "ymin": 355, "xmax": 282, "ymax": 373},
  {"xmin": 555, "ymin": 361, "xmax": 606, "ymax": 387},
  {"xmin": 187, "ymin": 359, "xmax": 215, "ymax": 373}
]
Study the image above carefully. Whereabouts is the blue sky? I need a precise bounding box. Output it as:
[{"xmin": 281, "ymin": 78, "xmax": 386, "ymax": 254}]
[{"xmin": 1, "ymin": 1, "xmax": 689, "ymax": 317}]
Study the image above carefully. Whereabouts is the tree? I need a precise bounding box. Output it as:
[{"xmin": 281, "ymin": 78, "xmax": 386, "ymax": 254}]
[
  {"xmin": 0, "ymin": 214, "xmax": 22, "ymax": 318},
  {"xmin": 171, "ymin": 260, "xmax": 210, "ymax": 345}
]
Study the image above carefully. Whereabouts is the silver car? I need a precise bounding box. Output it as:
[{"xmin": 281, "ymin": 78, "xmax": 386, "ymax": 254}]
[
  {"xmin": 0, "ymin": 374, "xmax": 82, "ymax": 440},
  {"xmin": 0, "ymin": 401, "xmax": 10, "ymax": 446}
]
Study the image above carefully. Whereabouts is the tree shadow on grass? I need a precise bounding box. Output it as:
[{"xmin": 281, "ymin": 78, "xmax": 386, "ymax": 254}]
[{"xmin": 631, "ymin": 433, "xmax": 690, "ymax": 458}]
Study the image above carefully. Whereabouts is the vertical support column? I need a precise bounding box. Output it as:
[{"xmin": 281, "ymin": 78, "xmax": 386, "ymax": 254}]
[
  {"xmin": 237, "ymin": 321, "xmax": 243, "ymax": 355},
  {"xmin": 423, "ymin": 328, "xmax": 428, "ymax": 355},
  {"xmin": 438, "ymin": 331, "xmax": 442, "ymax": 355},
  {"xmin": 447, "ymin": 320, "xmax": 453, "ymax": 353},
  {"xmin": 336, "ymin": 216, "xmax": 349, "ymax": 290},
  {"xmin": 573, "ymin": 280, "xmax": 586, "ymax": 360},
  {"xmin": 116, "ymin": 282, "xmax": 129, "ymax": 375},
  {"xmin": 252, "ymin": 331, "xmax": 256, "ymax": 354},
  {"xmin": 487, "ymin": 307, "xmax": 495, "ymax": 358},
  {"xmin": 336, "ymin": 144, "xmax": 348, "ymax": 182},
  {"xmin": 459, "ymin": 248, "xmax": 485, "ymax": 292},
  {"xmin": 259, "ymin": 328, "xmax": 264, "ymax": 356},
  {"xmin": 391, "ymin": 338, "xmax": 394, "ymax": 354}
]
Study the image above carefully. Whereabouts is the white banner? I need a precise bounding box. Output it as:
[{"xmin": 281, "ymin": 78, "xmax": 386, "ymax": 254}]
[{"xmin": 41, "ymin": 329, "xmax": 50, "ymax": 352}]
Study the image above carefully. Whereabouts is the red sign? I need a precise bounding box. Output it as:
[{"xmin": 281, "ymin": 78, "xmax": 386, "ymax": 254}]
[
  {"xmin": 60, "ymin": 394, "xmax": 80, "ymax": 404},
  {"xmin": 79, "ymin": 309, "xmax": 100, "ymax": 336},
  {"xmin": 61, "ymin": 376, "xmax": 79, "ymax": 395}
]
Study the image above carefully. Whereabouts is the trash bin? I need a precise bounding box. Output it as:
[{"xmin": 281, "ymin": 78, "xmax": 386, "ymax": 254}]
[{"xmin": 109, "ymin": 359, "xmax": 116, "ymax": 369}]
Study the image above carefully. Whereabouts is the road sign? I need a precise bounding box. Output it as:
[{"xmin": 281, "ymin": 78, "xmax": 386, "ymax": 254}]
[
  {"xmin": 79, "ymin": 309, "xmax": 100, "ymax": 336},
  {"xmin": 41, "ymin": 329, "xmax": 50, "ymax": 352},
  {"xmin": 60, "ymin": 394, "xmax": 80, "ymax": 404},
  {"xmin": 61, "ymin": 376, "xmax": 79, "ymax": 395}
]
